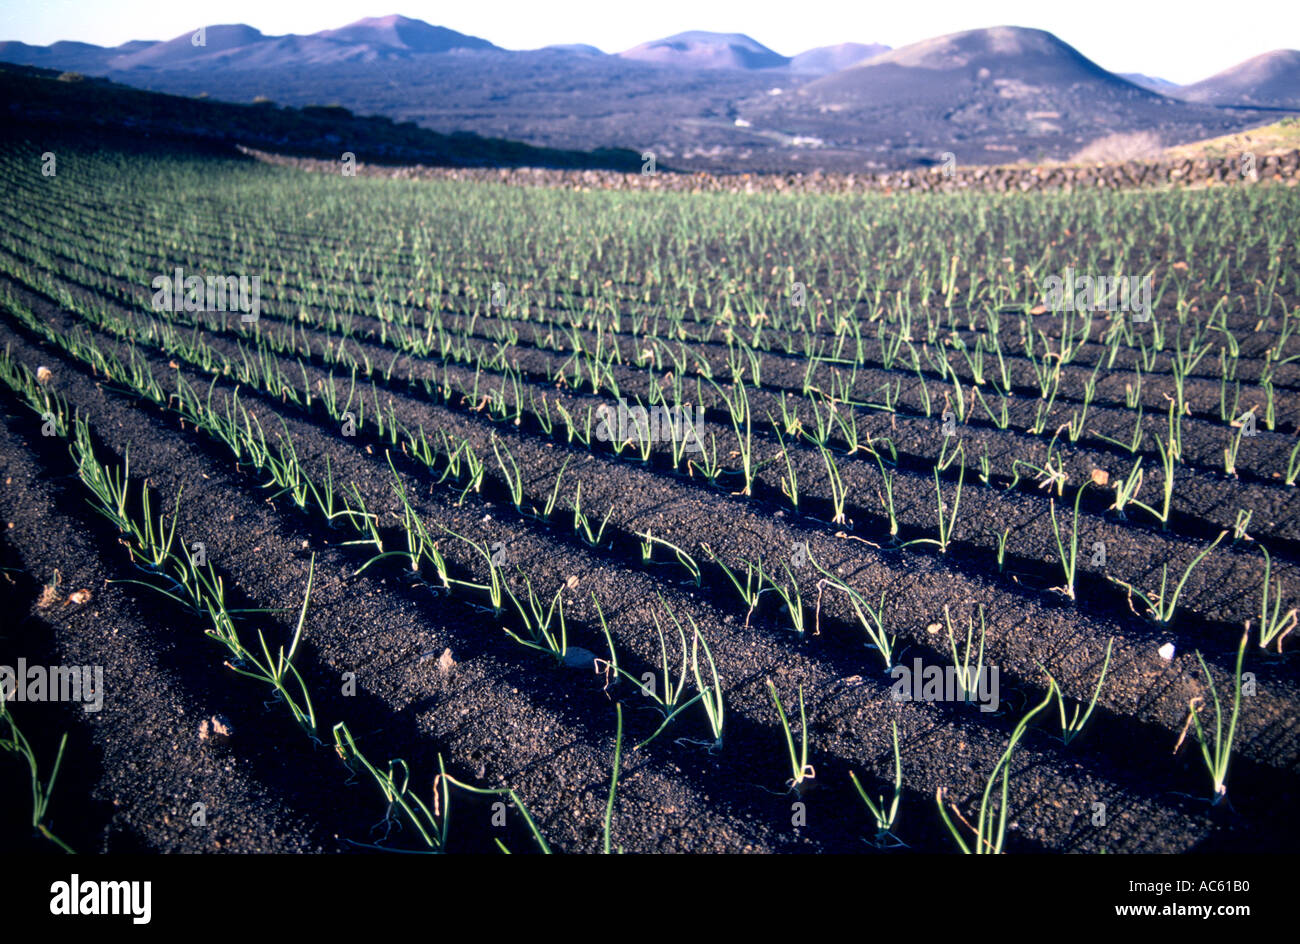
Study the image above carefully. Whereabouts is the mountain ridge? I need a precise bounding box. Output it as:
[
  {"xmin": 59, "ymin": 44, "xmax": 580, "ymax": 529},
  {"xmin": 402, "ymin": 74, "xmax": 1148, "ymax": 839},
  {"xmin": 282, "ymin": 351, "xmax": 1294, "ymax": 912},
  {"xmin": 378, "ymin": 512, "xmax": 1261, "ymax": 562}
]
[
  {"xmin": 1176, "ymin": 49, "xmax": 1300, "ymax": 108},
  {"xmin": 2, "ymin": 18, "xmax": 1293, "ymax": 173}
]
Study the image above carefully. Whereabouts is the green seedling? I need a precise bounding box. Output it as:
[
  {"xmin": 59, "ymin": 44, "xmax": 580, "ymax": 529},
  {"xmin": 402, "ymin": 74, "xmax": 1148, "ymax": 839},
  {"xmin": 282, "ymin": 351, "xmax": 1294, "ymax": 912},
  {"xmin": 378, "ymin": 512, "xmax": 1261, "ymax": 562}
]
[
  {"xmin": 1257, "ymin": 546, "xmax": 1298, "ymax": 651},
  {"xmin": 1049, "ymin": 482, "xmax": 1088, "ymax": 600},
  {"xmin": 849, "ymin": 720, "xmax": 903, "ymax": 846},
  {"xmin": 937, "ymin": 681, "xmax": 1054, "ymax": 853},
  {"xmin": 1110, "ymin": 531, "xmax": 1226, "ymax": 624},
  {"xmin": 768, "ymin": 680, "xmax": 814, "ymax": 794},
  {"xmin": 1040, "ymin": 637, "xmax": 1113, "ymax": 745},
  {"xmin": 1174, "ymin": 630, "xmax": 1248, "ymax": 804}
]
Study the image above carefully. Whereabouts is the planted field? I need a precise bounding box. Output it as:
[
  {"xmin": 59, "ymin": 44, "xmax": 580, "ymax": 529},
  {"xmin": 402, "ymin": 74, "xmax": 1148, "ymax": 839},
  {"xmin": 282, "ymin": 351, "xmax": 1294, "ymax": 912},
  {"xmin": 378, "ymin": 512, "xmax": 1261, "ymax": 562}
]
[{"xmin": 1, "ymin": 132, "xmax": 1297, "ymax": 854}]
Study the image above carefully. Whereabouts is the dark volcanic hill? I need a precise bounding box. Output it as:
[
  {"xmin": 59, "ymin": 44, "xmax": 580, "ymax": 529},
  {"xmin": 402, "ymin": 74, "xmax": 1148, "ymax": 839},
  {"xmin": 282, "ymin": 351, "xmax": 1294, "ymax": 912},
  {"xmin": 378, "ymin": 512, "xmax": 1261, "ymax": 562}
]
[
  {"xmin": 108, "ymin": 24, "xmax": 268, "ymax": 69},
  {"xmin": 744, "ymin": 26, "xmax": 1274, "ymax": 166},
  {"xmin": 540, "ymin": 44, "xmax": 605, "ymax": 56},
  {"xmin": 314, "ymin": 14, "xmax": 497, "ymax": 53},
  {"xmin": 0, "ymin": 39, "xmax": 123, "ymax": 73},
  {"xmin": 618, "ymin": 32, "xmax": 789, "ymax": 70},
  {"xmin": 803, "ymin": 26, "xmax": 1145, "ymax": 102},
  {"xmin": 0, "ymin": 15, "xmax": 500, "ymax": 73},
  {"xmin": 0, "ymin": 62, "xmax": 639, "ymax": 171},
  {"xmin": 1175, "ymin": 50, "xmax": 1300, "ymax": 108},
  {"xmin": 1120, "ymin": 72, "xmax": 1180, "ymax": 94},
  {"xmin": 0, "ymin": 17, "xmax": 1290, "ymax": 173},
  {"xmin": 789, "ymin": 43, "xmax": 890, "ymax": 75}
]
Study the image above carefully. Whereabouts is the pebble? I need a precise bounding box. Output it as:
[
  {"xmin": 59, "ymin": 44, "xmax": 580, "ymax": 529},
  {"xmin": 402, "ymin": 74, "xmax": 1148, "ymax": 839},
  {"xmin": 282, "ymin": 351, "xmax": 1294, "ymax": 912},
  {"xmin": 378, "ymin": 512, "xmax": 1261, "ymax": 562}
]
[{"xmin": 198, "ymin": 715, "xmax": 234, "ymax": 744}]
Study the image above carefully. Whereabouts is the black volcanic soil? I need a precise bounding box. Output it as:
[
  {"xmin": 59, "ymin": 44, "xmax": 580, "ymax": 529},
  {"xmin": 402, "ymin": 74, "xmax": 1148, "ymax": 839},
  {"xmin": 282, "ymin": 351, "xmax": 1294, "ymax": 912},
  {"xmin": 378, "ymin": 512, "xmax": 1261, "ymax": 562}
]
[
  {"xmin": 1, "ymin": 264, "xmax": 1297, "ymax": 854},
  {"xmin": 0, "ymin": 132, "xmax": 1296, "ymax": 854}
]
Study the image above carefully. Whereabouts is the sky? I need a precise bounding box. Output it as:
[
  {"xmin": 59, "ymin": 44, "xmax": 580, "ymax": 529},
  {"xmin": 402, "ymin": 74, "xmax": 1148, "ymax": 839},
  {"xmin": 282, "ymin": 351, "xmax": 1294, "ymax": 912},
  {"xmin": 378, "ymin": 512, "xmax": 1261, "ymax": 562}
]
[{"xmin": 2, "ymin": 0, "xmax": 1297, "ymax": 85}]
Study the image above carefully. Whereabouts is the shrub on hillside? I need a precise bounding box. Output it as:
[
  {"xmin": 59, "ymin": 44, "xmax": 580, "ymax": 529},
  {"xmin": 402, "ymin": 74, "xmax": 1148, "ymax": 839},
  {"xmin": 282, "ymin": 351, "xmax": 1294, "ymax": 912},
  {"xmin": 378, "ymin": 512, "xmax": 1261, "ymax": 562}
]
[{"xmin": 1071, "ymin": 131, "xmax": 1162, "ymax": 164}]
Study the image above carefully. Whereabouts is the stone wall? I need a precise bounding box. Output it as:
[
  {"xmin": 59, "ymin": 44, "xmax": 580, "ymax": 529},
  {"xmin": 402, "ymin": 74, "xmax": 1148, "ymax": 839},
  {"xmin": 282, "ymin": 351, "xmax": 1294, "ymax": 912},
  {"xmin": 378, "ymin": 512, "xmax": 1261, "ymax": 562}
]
[{"xmin": 239, "ymin": 145, "xmax": 1300, "ymax": 195}]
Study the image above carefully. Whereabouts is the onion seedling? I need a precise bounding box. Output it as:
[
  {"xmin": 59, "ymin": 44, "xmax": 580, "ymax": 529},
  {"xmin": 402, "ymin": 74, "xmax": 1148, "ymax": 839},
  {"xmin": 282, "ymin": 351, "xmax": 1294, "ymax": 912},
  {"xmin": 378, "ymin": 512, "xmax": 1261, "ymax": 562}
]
[
  {"xmin": 1257, "ymin": 546, "xmax": 1298, "ymax": 651},
  {"xmin": 228, "ymin": 554, "xmax": 319, "ymax": 737},
  {"xmin": 937, "ymin": 681, "xmax": 1054, "ymax": 853},
  {"xmin": 819, "ymin": 444, "xmax": 849, "ymax": 525},
  {"xmin": 1129, "ymin": 434, "xmax": 1175, "ymax": 529},
  {"xmin": 0, "ymin": 686, "xmax": 73, "ymax": 853},
  {"xmin": 764, "ymin": 562, "xmax": 809, "ymax": 635},
  {"xmin": 688, "ymin": 629, "xmax": 724, "ymax": 751},
  {"xmin": 911, "ymin": 458, "xmax": 964, "ymax": 554},
  {"xmin": 1174, "ymin": 630, "xmax": 1248, "ymax": 804},
  {"xmin": 537, "ymin": 456, "xmax": 570, "ymax": 521},
  {"xmin": 1110, "ymin": 531, "xmax": 1226, "ymax": 624},
  {"xmin": 1108, "ymin": 458, "xmax": 1143, "ymax": 518},
  {"xmin": 849, "ymin": 720, "xmax": 903, "ymax": 846},
  {"xmin": 458, "ymin": 443, "xmax": 485, "ymax": 505},
  {"xmin": 810, "ymin": 555, "xmax": 894, "ymax": 668},
  {"xmin": 638, "ymin": 530, "xmax": 702, "ymax": 585},
  {"xmin": 1092, "ymin": 403, "xmax": 1144, "ymax": 454},
  {"xmin": 768, "ymin": 680, "xmax": 814, "ymax": 794},
  {"xmin": 1232, "ymin": 509, "xmax": 1253, "ymax": 542},
  {"xmin": 604, "ymin": 703, "xmax": 623, "ymax": 853},
  {"xmin": 1048, "ymin": 482, "xmax": 1088, "ymax": 600},
  {"xmin": 703, "ymin": 546, "xmax": 765, "ymax": 624},
  {"xmin": 1223, "ymin": 411, "xmax": 1254, "ymax": 477},
  {"xmin": 439, "ymin": 526, "xmax": 507, "ymax": 615},
  {"xmin": 770, "ymin": 420, "xmax": 800, "ymax": 510},
  {"xmin": 491, "ymin": 435, "xmax": 525, "ymax": 513},
  {"xmin": 687, "ymin": 430, "xmax": 724, "ymax": 486},
  {"xmin": 634, "ymin": 601, "xmax": 721, "ymax": 750},
  {"xmin": 502, "ymin": 574, "xmax": 569, "ymax": 662},
  {"xmin": 944, "ymin": 604, "xmax": 987, "ymax": 705},
  {"xmin": 570, "ymin": 481, "xmax": 615, "ymax": 549},
  {"xmin": 707, "ymin": 378, "xmax": 754, "ymax": 494},
  {"xmin": 869, "ymin": 448, "xmax": 901, "ymax": 541},
  {"xmin": 1040, "ymin": 637, "xmax": 1113, "ymax": 745},
  {"xmin": 333, "ymin": 724, "xmax": 450, "ymax": 852}
]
